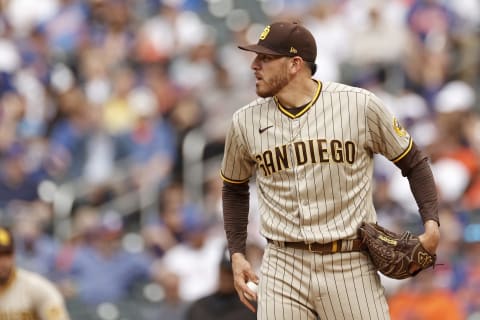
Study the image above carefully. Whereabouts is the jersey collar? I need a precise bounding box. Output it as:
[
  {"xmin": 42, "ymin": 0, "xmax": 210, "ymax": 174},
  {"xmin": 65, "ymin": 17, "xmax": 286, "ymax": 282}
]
[{"xmin": 274, "ymin": 79, "xmax": 322, "ymax": 119}]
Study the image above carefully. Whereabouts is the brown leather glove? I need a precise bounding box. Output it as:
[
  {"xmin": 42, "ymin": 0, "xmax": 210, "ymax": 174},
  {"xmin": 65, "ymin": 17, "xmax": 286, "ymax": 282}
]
[{"xmin": 359, "ymin": 222, "xmax": 436, "ymax": 280}]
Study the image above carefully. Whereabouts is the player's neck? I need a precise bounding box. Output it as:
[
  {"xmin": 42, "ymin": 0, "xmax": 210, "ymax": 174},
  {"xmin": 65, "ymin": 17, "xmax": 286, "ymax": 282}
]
[{"xmin": 275, "ymin": 78, "xmax": 318, "ymax": 109}]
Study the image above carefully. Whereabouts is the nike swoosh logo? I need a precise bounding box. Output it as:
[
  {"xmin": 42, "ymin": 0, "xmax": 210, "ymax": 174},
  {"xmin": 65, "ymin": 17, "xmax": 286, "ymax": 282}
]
[{"xmin": 259, "ymin": 125, "xmax": 273, "ymax": 134}]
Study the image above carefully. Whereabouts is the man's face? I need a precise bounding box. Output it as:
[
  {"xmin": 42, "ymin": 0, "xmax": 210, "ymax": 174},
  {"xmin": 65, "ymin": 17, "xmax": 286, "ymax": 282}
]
[
  {"xmin": 251, "ymin": 54, "xmax": 290, "ymax": 98},
  {"xmin": 0, "ymin": 254, "xmax": 14, "ymax": 285}
]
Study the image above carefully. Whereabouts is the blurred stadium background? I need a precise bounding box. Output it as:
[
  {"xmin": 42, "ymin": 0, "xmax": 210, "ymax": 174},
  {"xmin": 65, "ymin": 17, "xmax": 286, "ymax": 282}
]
[{"xmin": 0, "ymin": 0, "xmax": 479, "ymax": 319}]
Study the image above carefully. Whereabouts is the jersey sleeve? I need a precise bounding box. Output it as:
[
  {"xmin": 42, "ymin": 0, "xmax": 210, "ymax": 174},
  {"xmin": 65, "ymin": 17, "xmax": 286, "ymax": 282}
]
[
  {"xmin": 31, "ymin": 274, "xmax": 70, "ymax": 320},
  {"xmin": 366, "ymin": 92, "xmax": 412, "ymax": 162},
  {"xmin": 220, "ymin": 112, "xmax": 255, "ymax": 183}
]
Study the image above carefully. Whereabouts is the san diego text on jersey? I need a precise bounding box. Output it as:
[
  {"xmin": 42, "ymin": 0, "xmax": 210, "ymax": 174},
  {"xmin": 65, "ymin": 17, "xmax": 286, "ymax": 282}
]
[{"xmin": 256, "ymin": 138, "xmax": 356, "ymax": 177}]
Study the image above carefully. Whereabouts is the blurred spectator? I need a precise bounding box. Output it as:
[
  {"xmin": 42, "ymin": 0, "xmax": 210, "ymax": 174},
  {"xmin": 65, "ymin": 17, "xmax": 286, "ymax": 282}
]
[
  {"xmin": 462, "ymin": 109, "xmax": 480, "ymax": 210},
  {"xmin": 116, "ymin": 86, "xmax": 177, "ymax": 191},
  {"xmin": 446, "ymin": 0, "xmax": 480, "ymax": 83},
  {"xmin": 142, "ymin": 181, "xmax": 202, "ymax": 257},
  {"xmin": 87, "ymin": 0, "xmax": 135, "ymax": 69},
  {"xmin": 0, "ymin": 142, "xmax": 47, "ymax": 210},
  {"xmin": 431, "ymin": 80, "xmax": 476, "ymax": 151},
  {"xmin": 170, "ymin": 41, "xmax": 218, "ymax": 95},
  {"xmin": 12, "ymin": 212, "xmax": 59, "ymax": 279},
  {"xmin": 60, "ymin": 210, "xmax": 153, "ymax": 306},
  {"xmin": 0, "ymin": 36, "xmax": 21, "ymax": 74},
  {"xmin": 46, "ymin": 86, "xmax": 93, "ymax": 180},
  {"xmin": 406, "ymin": 0, "xmax": 456, "ymax": 43},
  {"xmin": 388, "ymin": 270, "xmax": 465, "ymax": 320},
  {"xmin": 202, "ymin": 169, "xmax": 223, "ymax": 223},
  {"xmin": 452, "ymin": 222, "xmax": 480, "ymax": 315},
  {"xmin": 135, "ymin": 3, "xmax": 208, "ymax": 64},
  {"xmin": 435, "ymin": 206, "xmax": 465, "ymax": 264},
  {"xmin": 432, "ymin": 158, "xmax": 471, "ymax": 205},
  {"xmin": 16, "ymin": 26, "xmax": 52, "ymax": 83},
  {"xmin": 146, "ymin": 270, "xmax": 189, "ymax": 320},
  {"xmin": 404, "ymin": 0, "xmax": 457, "ymax": 107},
  {"xmin": 303, "ymin": 1, "xmax": 350, "ymax": 82},
  {"xmin": 198, "ymin": 63, "xmax": 251, "ymax": 161},
  {"xmin": 81, "ymin": 103, "xmax": 117, "ymax": 188},
  {"xmin": 134, "ymin": 3, "xmax": 180, "ymax": 64},
  {"xmin": 168, "ymin": 95, "xmax": 203, "ymax": 144},
  {"xmin": 428, "ymin": 80, "xmax": 478, "ymax": 206},
  {"xmin": 0, "ymin": 92, "xmax": 25, "ymax": 151},
  {"xmin": 348, "ymin": 2, "xmax": 408, "ymax": 72},
  {"xmin": 55, "ymin": 205, "xmax": 101, "ymax": 281},
  {"xmin": 142, "ymin": 62, "xmax": 181, "ymax": 117},
  {"xmin": 185, "ymin": 249, "xmax": 256, "ymax": 320},
  {"xmin": 390, "ymin": 88, "xmax": 434, "ymax": 148},
  {"xmin": 37, "ymin": 0, "xmax": 88, "ymax": 60},
  {"xmin": 79, "ymin": 47, "xmax": 112, "ymax": 107},
  {"xmin": 159, "ymin": 211, "xmax": 225, "ymax": 302},
  {"xmin": 4, "ymin": 0, "xmax": 58, "ymax": 37},
  {"xmin": 14, "ymin": 71, "xmax": 50, "ymax": 138},
  {"xmin": 101, "ymin": 64, "xmax": 137, "ymax": 136}
]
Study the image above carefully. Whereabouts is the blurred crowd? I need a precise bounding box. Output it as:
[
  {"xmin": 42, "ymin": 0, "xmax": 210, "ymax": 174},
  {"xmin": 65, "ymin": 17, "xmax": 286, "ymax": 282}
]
[{"xmin": 0, "ymin": 0, "xmax": 479, "ymax": 319}]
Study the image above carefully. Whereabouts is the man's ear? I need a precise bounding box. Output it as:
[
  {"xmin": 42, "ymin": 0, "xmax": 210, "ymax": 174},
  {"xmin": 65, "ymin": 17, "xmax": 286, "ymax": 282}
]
[{"xmin": 289, "ymin": 56, "xmax": 304, "ymax": 74}]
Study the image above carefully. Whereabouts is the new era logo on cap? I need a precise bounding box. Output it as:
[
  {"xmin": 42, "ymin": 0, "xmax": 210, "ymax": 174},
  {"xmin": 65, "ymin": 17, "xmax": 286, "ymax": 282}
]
[{"xmin": 239, "ymin": 21, "xmax": 317, "ymax": 63}]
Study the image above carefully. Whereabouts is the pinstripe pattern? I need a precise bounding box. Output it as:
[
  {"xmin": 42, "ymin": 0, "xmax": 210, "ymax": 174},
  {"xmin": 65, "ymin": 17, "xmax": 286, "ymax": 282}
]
[
  {"xmin": 0, "ymin": 268, "xmax": 70, "ymax": 319},
  {"xmin": 258, "ymin": 244, "xmax": 389, "ymax": 320},
  {"xmin": 221, "ymin": 80, "xmax": 409, "ymax": 319}
]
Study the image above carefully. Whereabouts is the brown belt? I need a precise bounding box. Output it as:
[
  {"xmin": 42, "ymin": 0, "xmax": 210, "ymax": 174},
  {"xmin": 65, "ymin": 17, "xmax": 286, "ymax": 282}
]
[{"xmin": 267, "ymin": 238, "xmax": 364, "ymax": 254}]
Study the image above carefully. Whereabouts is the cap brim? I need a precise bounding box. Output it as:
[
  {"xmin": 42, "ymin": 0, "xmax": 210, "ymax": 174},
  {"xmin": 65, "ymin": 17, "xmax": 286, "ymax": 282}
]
[
  {"xmin": 0, "ymin": 248, "xmax": 13, "ymax": 255},
  {"xmin": 238, "ymin": 44, "xmax": 284, "ymax": 56}
]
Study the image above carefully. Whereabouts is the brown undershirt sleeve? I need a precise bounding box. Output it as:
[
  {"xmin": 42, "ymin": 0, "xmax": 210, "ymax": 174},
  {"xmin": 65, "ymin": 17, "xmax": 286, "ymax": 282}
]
[
  {"xmin": 394, "ymin": 142, "xmax": 440, "ymax": 225},
  {"xmin": 222, "ymin": 181, "xmax": 250, "ymax": 256}
]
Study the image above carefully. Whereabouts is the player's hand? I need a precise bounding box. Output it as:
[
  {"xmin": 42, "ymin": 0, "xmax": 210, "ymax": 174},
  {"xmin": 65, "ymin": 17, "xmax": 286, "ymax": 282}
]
[
  {"xmin": 231, "ymin": 252, "xmax": 259, "ymax": 313},
  {"xmin": 418, "ymin": 220, "xmax": 440, "ymax": 254},
  {"xmin": 412, "ymin": 220, "xmax": 440, "ymax": 273}
]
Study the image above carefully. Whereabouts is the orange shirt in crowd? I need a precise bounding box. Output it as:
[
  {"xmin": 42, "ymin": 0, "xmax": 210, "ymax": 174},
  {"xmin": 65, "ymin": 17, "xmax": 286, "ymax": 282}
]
[{"xmin": 388, "ymin": 289, "xmax": 465, "ymax": 320}]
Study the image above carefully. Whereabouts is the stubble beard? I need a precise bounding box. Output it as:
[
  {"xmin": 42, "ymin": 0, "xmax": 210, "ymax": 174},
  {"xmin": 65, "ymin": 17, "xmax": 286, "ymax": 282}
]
[
  {"xmin": 0, "ymin": 268, "xmax": 12, "ymax": 286},
  {"xmin": 256, "ymin": 72, "xmax": 289, "ymax": 98}
]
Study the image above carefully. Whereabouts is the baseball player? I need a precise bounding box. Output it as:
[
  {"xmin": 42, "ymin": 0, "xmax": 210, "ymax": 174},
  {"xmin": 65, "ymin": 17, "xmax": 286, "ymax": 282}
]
[
  {"xmin": 220, "ymin": 21, "xmax": 440, "ymax": 320},
  {"xmin": 0, "ymin": 226, "xmax": 71, "ymax": 320}
]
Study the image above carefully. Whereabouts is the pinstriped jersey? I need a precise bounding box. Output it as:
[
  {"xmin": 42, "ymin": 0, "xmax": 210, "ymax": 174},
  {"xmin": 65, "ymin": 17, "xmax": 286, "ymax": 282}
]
[
  {"xmin": 0, "ymin": 268, "xmax": 70, "ymax": 320},
  {"xmin": 221, "ymin": 80, "xmax": 411, "ymax": 243}
]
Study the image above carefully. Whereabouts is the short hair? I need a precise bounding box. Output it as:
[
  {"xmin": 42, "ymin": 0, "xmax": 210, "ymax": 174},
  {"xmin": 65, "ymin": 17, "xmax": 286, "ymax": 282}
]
[{"xmin": 306, "ymin": 61, "xmax": 317, "ymax": 76}]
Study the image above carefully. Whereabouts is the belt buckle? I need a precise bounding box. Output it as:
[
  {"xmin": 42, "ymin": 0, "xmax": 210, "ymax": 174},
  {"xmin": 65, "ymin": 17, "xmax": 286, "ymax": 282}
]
[
  {"xmin": 331, "ymin": 240, "xmax": 339, "ymax": 253},
  {"xmin": 307, "ymin": 243, "xmax": 320, "ymax": 253},
  {"xmin": 308, "ymin": 241, "xmax": 339, "ymax": 253}
]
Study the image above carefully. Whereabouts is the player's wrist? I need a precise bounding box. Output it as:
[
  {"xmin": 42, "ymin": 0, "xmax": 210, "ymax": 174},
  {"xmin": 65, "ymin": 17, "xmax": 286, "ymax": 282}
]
[
  {"xmin": 231, "ymin": 252, "xmax": 246, "ymax": 262},
  {"xmin": 424, "ymin": 220, "xmax": 440, "ymax": 236},
  {"xmin": 420, "ymin": 220, "xmax": 440, "ymax": 253}
]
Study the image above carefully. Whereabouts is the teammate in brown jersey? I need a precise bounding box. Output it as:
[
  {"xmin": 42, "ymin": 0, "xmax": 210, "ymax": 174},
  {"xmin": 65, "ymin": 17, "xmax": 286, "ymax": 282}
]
[
  {"xmin": 220, "ymin": 21, "xmax": 440, "ymax": 319},
  {"xmin": 0, "ymin": 226, "xmax": 70, "ymax": 320}
]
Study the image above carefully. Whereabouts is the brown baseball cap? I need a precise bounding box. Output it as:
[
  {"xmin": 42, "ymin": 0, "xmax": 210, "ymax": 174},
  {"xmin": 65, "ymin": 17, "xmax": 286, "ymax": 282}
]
[
  {"xmin": 0, "ymin": 227, "xmax": 14, "ymax": 255},
  {"xmin": 239, "ymin": 22, "xmax": 317, "ymax": 62}
]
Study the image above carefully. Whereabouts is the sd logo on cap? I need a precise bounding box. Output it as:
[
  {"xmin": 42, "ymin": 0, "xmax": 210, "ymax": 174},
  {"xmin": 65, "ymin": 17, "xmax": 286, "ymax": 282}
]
[{"xmin": 0, "ymin": 227, "xmax": 14, "ymax": 254}]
